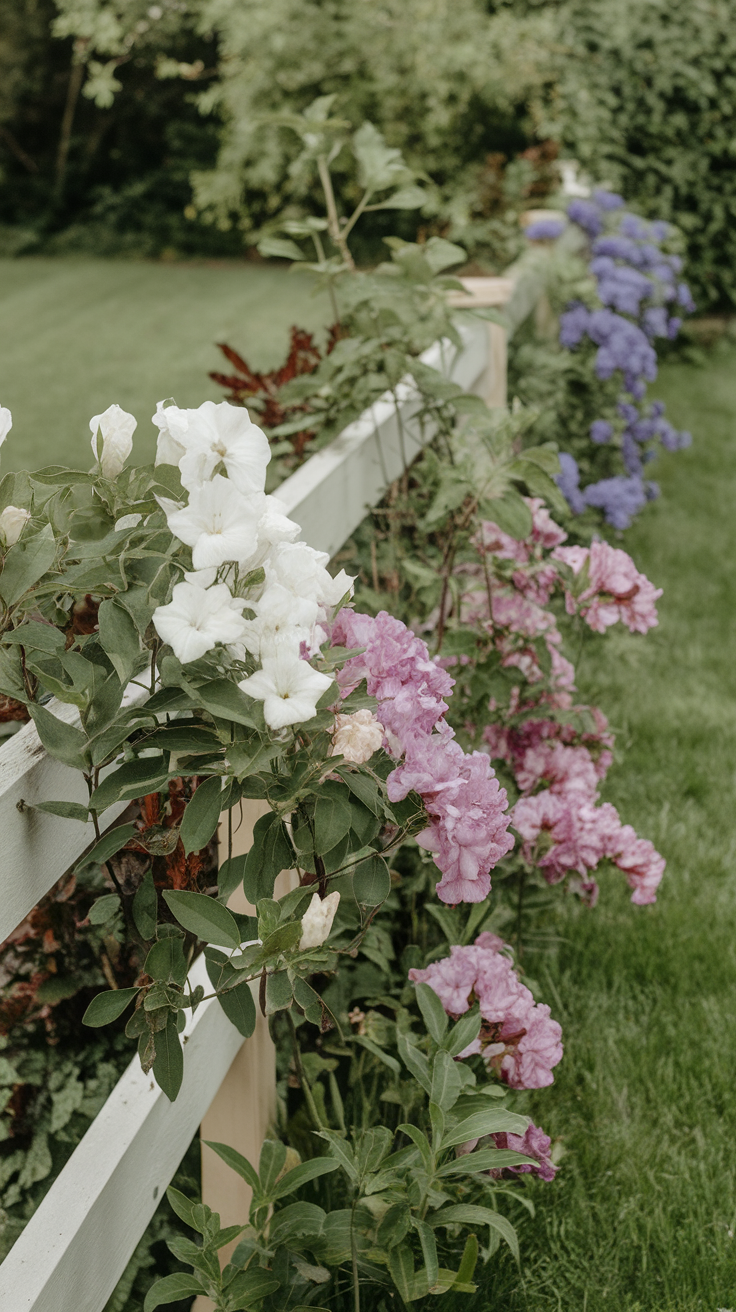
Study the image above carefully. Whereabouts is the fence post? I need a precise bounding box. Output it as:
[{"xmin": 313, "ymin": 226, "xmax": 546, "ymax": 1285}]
[{"xmin": 193, "ymin": 804, "xmax": 297, "ymax": 1311}]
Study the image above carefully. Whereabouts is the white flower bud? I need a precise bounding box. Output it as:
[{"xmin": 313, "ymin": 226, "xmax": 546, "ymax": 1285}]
[
  {"xmin": 0, "ymin": 505, "xmax": 31, "ymax": 546},
  {"xmin": 330, "ymin": 709, "xmax": 383, "ymax": 764},
  {"xmin": 299, "ymin": 890, "xmax": 340, "ymax": 951},
  {"xmin": 0, "ymin": 407, "xmax": 12, "ymax": 449},
  {"xmin": 90, "ymin": 404, "xmax": 137, "ymax": 479}
]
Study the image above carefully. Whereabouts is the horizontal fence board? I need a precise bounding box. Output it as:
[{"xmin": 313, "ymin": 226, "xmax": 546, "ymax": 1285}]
[
  {"xmin": 0, "ymin": 704, "xmax": 129, "ymax": 944},
  {"xmin": 0, "ymin": 954, "xmax": 247, "ymax": 1312},
  {"xmin": 276, "ymin": 318, "xmax": 489, "ymax": 559}
]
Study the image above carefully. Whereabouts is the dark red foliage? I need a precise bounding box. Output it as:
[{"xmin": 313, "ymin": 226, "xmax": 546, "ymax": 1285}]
[{"xmin": 210, "ymin": 323, "xmax": 343, "ymax": 460}]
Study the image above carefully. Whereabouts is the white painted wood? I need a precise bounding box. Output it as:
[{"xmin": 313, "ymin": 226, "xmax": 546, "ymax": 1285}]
[
  {"xmin": 0, "ymin": 703, "xmax": 130, "ymax": 944},
  {"xmin": 0, "ymin": 952, "xmax": 248, "ymax": 1312},
  {"xmin": 275, "ymin": 318, "xmax": 490, "ymax": 560}
]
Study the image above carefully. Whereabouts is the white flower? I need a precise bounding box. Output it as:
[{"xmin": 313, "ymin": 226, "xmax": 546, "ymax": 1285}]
[
  {"xmin": 165, "ymin": 475, "xmax": 261, "ymax": 569},
  {"xmin": 0, "ymin": 505, "xmax": 31, "ymax": 547},
  {"xmin": 299, "ymin": 891, "xmax": 340, "ymax": 951},
  {"xmin": 89, "ymin": 404, "xmax": 137, "ymax": 479},
  {"xmin": 153, "ymin": 580, "xmax": 247, "ymax": 663},
  {"xmin": 330, "ymin": 709, "xmax": 384, "ymax": 764},
  {"xmin": 266, "ymin": 542, "xmax": 355, "ymax": 609},
  {"xmin": 153, "ymin": 400, "xmax": 190, "ymax": 466},
  {"xmin": 240, "ymin": 583, "xmax": 320, "ymax": 659},
  {"xmin": 0, "ymin": 407, "xmax": 12, "ymax": 449},
  {"xmin": 177, "ymin": 401, "xmax": 271, "ymax": 494},
  {"xmin": 239, "ymin": 650, "xmax": 333, "ymax": 729}
]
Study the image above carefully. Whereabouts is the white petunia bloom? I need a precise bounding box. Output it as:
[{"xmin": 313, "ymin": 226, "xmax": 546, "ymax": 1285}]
[
  {"xmin": 153, "ymin": 400, "xmax": 190, "ymax": 466},
  {"xmin": 299, "ymin": 891, "xmax": 340, "ymax": 951},
  {"xmin": 240, "ymin": 583, "xmax": 320, "ymax": 659},
  {"xmin": 0, "ymin": 505, "xmax": 31, "ymax": 547},
  {"xmin": 177, "ymin": 401, "xmax": 271, "ymax": 494},
  {"xmin": 153, "ymin": 580, "xmax": 247, "ymax": 663},
  {"xmin": 239, "ymin": 649, "xmax": 333, "ymax": 729},
  {"xmin": 265, "ymin": 542, "xmax": 355, "ymax": 609},
  {"xmin": 165, "ymin": 475, "xmax": 261, "ymax": 569},
  {"xmin": 90, "ymin": 404, "xmax": 137, "ymax": 479},
  {"xmin": 0, "ymin": 407, "xmax": 12, "ymax": 449},
  {"xmin": 330, "ymin": 709, "xmax": 384, "ymax": 764}
]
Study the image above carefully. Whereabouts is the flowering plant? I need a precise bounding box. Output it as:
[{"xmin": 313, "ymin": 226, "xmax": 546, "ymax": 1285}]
[
  {"xmin": 0, "ymin": 395, "xmax": 572, "ymax": 1306},
  {"xmin": 516, "ymin": 189, "xmax": 694, "ymax": 531},
  {"xmin": 339, "ymin": 410, "xmax": 666, "ymax": 938}
]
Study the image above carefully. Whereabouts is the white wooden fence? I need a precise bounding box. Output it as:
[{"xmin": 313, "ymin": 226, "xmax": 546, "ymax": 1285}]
[{"xmin": 0, "ymin": 236, "xmax": 566, "ymax": 1309}]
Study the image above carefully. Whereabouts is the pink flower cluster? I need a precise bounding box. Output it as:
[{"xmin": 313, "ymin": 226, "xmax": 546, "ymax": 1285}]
[
  {"xmin": 553, "ymin": 540, "xmax": 662, "ymax": 634},
  {"xmin": 511, "ymin": 770, "xmax": 665, "ymax": 907},
  {"xmin": 332, "ymin": 610, "xmax": 515, "ymax": 904},
  {"xmin": 409, "ymin": 931, "xmax": 563, "ymax": 1089},
  {"xmin": 491, "ymin": 1122, "xmax": 558, "ymax": 1182}
]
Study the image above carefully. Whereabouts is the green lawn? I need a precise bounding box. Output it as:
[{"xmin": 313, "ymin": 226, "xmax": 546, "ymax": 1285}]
[
  {"xmin": 476, "ymin": 342, "xmax": 736, "ymax": 1310},
  {"xmin": 0, "ymin": 257, "xmax": 331, "ymax": 471}
]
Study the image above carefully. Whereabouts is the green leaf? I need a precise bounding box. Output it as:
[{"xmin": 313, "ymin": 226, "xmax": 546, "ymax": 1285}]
[
  {"xmin": 206, "ymin": 957, "xmax": 256, "ymax": 1038},
  {"xmin": 143, "ymin": 1274, "xmax": 205, "ymax": 1312},
  {"xmin": 133, "ymin": 870, "xmax": 158, "ymax": 941},
  {"xmin": 443, "ymin": 1008, "xmax": 482, "ymax": 1058},
  {"xmin": 243, "ymin": 814, "xmax": 294, "ymax": 903},
  {"xmin": 29, "ymin": 800, "xmax": 89, "ymax": 823},
  {"xmin": 163, "ymin": 890, "xmax": 241, "ymax": 950},
  {"xmin": 82, "ymin": 823, "xmax": 138, "ymax": 869},
  {"xmin": 222, "ymin": 1270, "xmax": 281, "ymax": 1304},
  {"xmin": 373, "ymin": 185, "xmax": 427, "ymax": 209},
  {"xmin": 397, "ymin": 1031, "xmax": 432, "ymax": 1095},
  {"xmin": 97, "ymin": 599, "xmax": 143, "ymax": 685},
  {"xmin": 430, "ymin": 1205, "xmax": 519, "ymax": 1262},
  {"xmin": 268, "ymin": 1201, "xmax": 326, "ymax": 1247},
  {"xmin": 217, "ymin": 853, "xmax": 246, "ymax": 903},
  {"xmin": 313, "ymin": 785, "xmax": 353, "ymax": 852},
  {"xmin": 179, "ymin": 776, "xmax": 224, "ymax": 856},
  {"xmin": 82, "ymin": 986, "xmax": 139, "ymax": 1027},
  {"xmin": 265, "ymin": 970, "xmax": 293, "ymax": 1014},
  {"xmin": 153, "ymin": 1014, "xmax": 184, "ymax": 1102},
  {"xmin": 423, "ymin": 235, "xmax": 467, "ymax": 273},
  {"xmin": 430, "ymin": 1049, "xmax": 464, "ymax": 1112},
  {"xmin": 456, "ymin": 1233, "xmax": 479, "ymax": 1287},
  {"xmin": 165, "ymin": 1185, "xmax": 199, "ymax": 1229},
  {"xmin": 28, "ymin": 704, "xmax": 88, "ymax": 770},
  {"xmin": 204, "ymin": 1140, "xmax": 261, "ymax": 1193},
  {"xmin": 415, "ymin": 981, "xmax": 448, "ymax": 1044},
  {"xmin": 258, "ymin": 235, "xmax": 306, "ymax": 261},
  {"xmin": 479, "ymin": 490, "xmax": 533, "ymax": 540},
  {"xmin": 352, "ymin": 855, "xmax": 391, "ymax": 907},
  {"xmin": 259, "ymin": 1138, "xmax": 288, "ymax": 1193},
  {"xmin": 271, "ymin": 1158, "xmax": 340, "ymax": 1201},
  {"xmin": 436, "ymin": 1148, "xmax": 537, "ymax": 1177},
  {"xmin": 387, "ymin": 1244, "xmax": 416, "ymax": 1302},
  {"xmin": 335, "ymin": 767, "xmax": 384, "ymax": 816},
  {"xmin": 145, "ymin": 935, "xmax": 187, "ymax": 986},
  {"xmin": 88, "ymin": 894, "xmax": 121, "ymax": 925},
  {"xmin": 0, "ymin": 524, "xmax": 57, "ymax": 606},
  {"xmin": 196, "ymin": 679, "xmax": 259, "ymax": 728},
  {"xmin": 412, "ymin": 1217, "xmax": 439, "ymax": 1291},
  {"xmin": 441, "ymin": 1108, "xmax": 529, "ymax": 1150},
  {"xmin": 89, "ymin": 756, "xmax": 169, "ymax": 811}
]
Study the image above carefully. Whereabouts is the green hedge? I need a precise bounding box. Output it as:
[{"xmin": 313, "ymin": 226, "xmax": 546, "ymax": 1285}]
[{"xmin": 544, "ymin": 0, "xmax": 736, "ymax": 311}]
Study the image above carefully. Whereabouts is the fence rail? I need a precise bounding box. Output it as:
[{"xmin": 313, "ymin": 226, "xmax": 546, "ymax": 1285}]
[{"xmin": 0, "ymin": 236, "xmax": 565, "ymax": 1308}]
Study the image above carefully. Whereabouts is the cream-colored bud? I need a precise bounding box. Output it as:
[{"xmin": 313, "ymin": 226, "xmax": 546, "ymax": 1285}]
[
  {"xmin": 0, "ymin": 505, "xmax": 31, "ymax": 546},
  {"xmin": 299, "ymin": 890, "xmax": 340, "ymax": 951},
  {"xmin": 330, "ymin": 709, "xmax": 383, "ymax": 764}
]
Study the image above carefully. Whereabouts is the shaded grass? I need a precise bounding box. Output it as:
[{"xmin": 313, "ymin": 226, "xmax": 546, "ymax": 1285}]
[
  {"xmin": 0, "ymin": 257, "xmax": 331, "ymax": 470},
  {"xmin": 467, "ymin": 343, "xmax": 736, "ymax": 1310}
]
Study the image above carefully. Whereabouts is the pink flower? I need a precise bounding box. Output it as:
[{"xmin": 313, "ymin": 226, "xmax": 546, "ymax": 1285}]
[
  {"xmin": 554, "ymin": 541, "xmax": 662, "ymax": 634},
  {"xmin": 409, "ymin": 934, "xmax": 563, "ymax": 1090},
  {"xmin": 332, "ymin": 610, "xmax": 514, "ymax": 902},
  {"xmin": 491, "ymin": 1122, "xmax": 558, "ymax": 1181},
  {"xmin": 512, "ymin": 793, "xmax": 623, "ymax": 883},
  {"xmin": 611, "ymin": 825, "xmax": 665, "ymax": 904},
  {"xmin": 515, "ymin": 741, "xmax": 600, "ymax": 799}
]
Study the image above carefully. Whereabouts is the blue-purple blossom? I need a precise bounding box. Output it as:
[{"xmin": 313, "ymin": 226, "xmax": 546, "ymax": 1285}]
[
  {"xmin": 567, "ymin": 198, "xmax": 604, "ymax": 237},
  {"xmin": 590, "ymin": 420, "xmax": 612, "ymax": 444},
  {"xmin": 526, "ymin": 218, "xmax": 566, "ymax": 241},
  {"xmin": 555, "ymin": 452, "xmax": 586, "ymax": 514},
  {"xmin": 667, "ymin": 316, "xmax": 682, "ymax": 339},
  {"xmin": 592, "ymin": 189, "xmax": 625, "ymax": 211},
  {"xmin": 559, "ymin": 302, "xmax": 591, "ymax": 348},
  {"xmin": 583, "ymin": 475, "xmax": 648, "ymax": 529},
  {"xmin": 642, "ymin": 307, "xmax": 669, "ymax": 340},
  {"xmin": 677, "ymin": 283, "xmax": 696, "ymax": 312}
]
